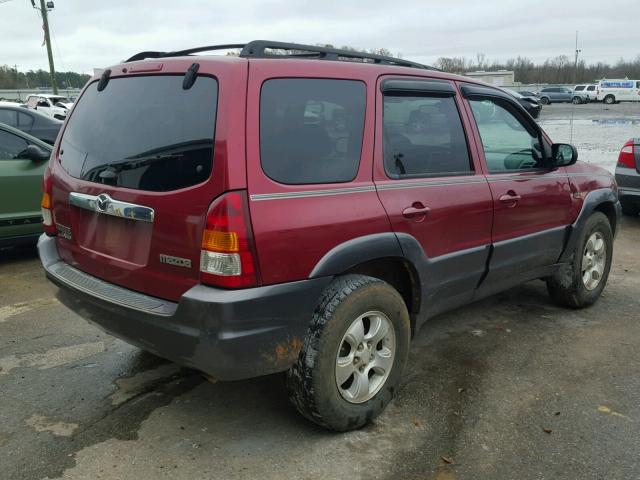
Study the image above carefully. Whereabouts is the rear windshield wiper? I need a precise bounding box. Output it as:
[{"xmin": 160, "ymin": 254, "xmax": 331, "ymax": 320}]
[{"xmin": 82, "ymin": 139, "xmax": 213, "ymax": 182}]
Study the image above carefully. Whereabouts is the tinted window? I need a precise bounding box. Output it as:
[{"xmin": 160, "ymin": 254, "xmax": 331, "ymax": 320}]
[
  {"xmin": 383, "ymin": 95, "xmax": 472, "ymax": 177},
  {"xmin": 0, "ymin": 130, "xmax": 29, "ymax": 159},
  {"xmin": 18, "ymin": 112, "xmax": 34, "ymax": 129},
  {"xmin": 260, "ymin": 79, "xmax": 365, "ymax": 184},
  {"xmin": 586, "ymin": 85, "xmax": 596, "ymax": 91},
  {"xmin": 60, "ymin": 75, "xmax": 217, "ymax": 192},
  {"xmin": 469, "ymin": 98, "xmax": 544, "ymax": 172},
  {"xmin": 574, "ymin": 86, "xmax": 585, "ymax": 91},
  {"xmin": 0, "ymin": 109, "xmax": 18, "ymax": 127}
]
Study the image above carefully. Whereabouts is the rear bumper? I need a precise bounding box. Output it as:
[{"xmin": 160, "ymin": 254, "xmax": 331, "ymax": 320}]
[
  {"xmin": 38, "ymin": 234, "xmax": 331, "ymax": 380},
  {"xmin": 616, "ymin": 167, "xmax": 640, "ymax": 202}
]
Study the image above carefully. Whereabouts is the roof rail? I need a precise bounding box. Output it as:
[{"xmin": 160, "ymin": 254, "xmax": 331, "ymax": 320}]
[{"xmin": 125, "ymin": 40, "xmax": 436, "ymax": 70}]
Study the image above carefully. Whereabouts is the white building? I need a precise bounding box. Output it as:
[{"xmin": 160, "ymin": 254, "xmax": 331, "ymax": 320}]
[{"xmin": 465, "ymin": 70, "xmax": 516, "ymax": 87}]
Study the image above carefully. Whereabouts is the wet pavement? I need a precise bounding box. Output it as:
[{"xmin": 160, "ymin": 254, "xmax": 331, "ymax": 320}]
[
  {"xmin": 538, "ymin": 102, "xmax": 640, "ymax": 173},
  {"xmin": 1, "ymin": 103, "xmax": 640, "ymax": 480}
]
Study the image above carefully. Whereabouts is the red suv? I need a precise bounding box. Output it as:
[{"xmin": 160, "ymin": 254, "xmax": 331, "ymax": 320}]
[{"xmin": 39, "ymin": 41, "xmax": 621, "ymax": 431}]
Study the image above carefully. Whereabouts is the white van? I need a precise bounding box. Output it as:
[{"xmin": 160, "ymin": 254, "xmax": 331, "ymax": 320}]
[{"xmin": 596, "ymin": 79, "xmax": 640, "ymax": 104}]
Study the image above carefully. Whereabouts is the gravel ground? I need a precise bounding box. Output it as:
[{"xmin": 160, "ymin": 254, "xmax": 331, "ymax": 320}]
[{"xmin": 1, "ymin": 104, "xmax": 639, "ymax": 480}]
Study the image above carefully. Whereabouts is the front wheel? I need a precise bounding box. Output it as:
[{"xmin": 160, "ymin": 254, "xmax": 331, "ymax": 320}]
[
  {"xmin": 572, "ymin": 96, "xmax": 583, "ymax": 104},
  {"xmin": 286, "ymin": 274, "xmax": 410, "ymax": 431},
  {"xmin": 604, "ymin": 95, "xmax": 616, "ymax": 105},
  {"xmin": 546, "ymin": 212, "xmax": 613, "ymax": 308},
  {"xmin": 540, "ymin": 96, "xmax": 550, "ymax": 105}
]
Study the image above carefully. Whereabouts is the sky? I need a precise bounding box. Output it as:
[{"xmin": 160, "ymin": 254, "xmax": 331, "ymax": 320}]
[{"xmin": 0, "ymin": 0, "xmax": 638, "ymax": 74}]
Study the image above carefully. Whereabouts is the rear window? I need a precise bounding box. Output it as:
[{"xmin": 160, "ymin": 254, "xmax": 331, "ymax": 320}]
[
  {"xmin": 60, "ymin": 75, "xmax": 218, "ymax": 192},
  {"xmin": 260, "ymin": 78, "xmax": 365, "ymax": 185}
]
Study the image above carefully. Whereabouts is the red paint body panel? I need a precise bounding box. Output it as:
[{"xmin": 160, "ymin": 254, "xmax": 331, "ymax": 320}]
[{"xmin": 245, "ymin": 60, "xmax": 390, "ymax": 284}]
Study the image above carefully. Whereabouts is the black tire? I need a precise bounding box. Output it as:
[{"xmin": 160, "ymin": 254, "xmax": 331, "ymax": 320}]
[
  {"xmin": 604, "ymin": 95, "xmax": 615, "ymax": 105},
  {"xmin": 546, "ymin": 212, "xmax": 613, "ymax": 308},
  {"xmin": 540, "ymin": 96, "xmax": 550, "ymax": 105},
  {"xmin": 572, "ymin": 96, "xmax": 583, "ymax": 104},
  {"xmin": 286, "ymin": 274, "xmax": 410, "ymax": 431},
  {"xmin": 621, "ymin": 199, "xmax": 639, "ymax": 216}
]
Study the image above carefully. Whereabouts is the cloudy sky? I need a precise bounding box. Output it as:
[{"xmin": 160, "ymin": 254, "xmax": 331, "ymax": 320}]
[{"xmin": 0, "ymin": 0, "xmax": 637, "ymax": 74}]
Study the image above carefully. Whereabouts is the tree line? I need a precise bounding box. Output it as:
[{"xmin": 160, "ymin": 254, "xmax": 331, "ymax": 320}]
[
  {"xmin": 3, "ymin": 52, "xmax": 639, "ymax": 89},
  {"xmin": 0, "ymin": 65, "xmax": 91, "ymax": 89},
  {"xmin": 434, "ymin": 54, "xmax": 640, "ymax": 84}
]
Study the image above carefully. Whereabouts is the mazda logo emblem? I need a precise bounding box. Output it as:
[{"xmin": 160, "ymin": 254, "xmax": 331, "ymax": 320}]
[{"xmin": 96, "ymin": 194, "xmax": 110, "ymax": 212}]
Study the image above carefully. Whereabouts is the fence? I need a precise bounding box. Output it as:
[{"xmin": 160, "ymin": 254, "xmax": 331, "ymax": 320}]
[{"xmin": 0, "ymin": 88, "xmax": 82, "ymax": 102}]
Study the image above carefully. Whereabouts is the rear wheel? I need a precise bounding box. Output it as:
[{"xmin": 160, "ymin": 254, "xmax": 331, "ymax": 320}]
[
  {"xmin": 286, "ymin": 274, "xmax": 410, "ymax": 431},
  {"xmin": 604, "ymin": 95, "xmax": 616, "ymax": 105},
  {"xmin": 540, "ymin": 96, "xmax": 550, "ymax": 105},
  {"xmin": 546, "ymin": 212, "xmax": 613, "ymax": 308}
]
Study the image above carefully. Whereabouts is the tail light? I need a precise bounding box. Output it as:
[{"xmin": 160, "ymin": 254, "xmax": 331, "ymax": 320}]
[
  {"xmin": 41, "ymin": 166, "xmax": 56, "ymax": 236},
  {"xmin": 199, "ymin": 191, "xmax": 260, "ymax": 289},
  {"xmin": 617, "ymin": 140, "xmax": 636, "ymax": 169}
]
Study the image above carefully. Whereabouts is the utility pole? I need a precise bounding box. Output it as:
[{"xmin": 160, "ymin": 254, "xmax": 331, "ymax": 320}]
[
  {"xmin": 573, "ymin": 30, "xmax": 582, "ymax": 84},
  {"xmin": 33, "ymin": 0, "xmax": 58, "ymax": 94}
]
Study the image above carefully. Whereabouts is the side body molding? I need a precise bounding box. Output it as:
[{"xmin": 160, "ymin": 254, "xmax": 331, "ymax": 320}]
[{"xmin": 559, "ymin": 188, "xmax": 621, "ymax": 263}]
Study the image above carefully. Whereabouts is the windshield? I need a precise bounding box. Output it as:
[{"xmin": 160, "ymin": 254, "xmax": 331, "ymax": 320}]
[{"xmin": 59, "ymin": 75, "xmax": 218, "ymax": 191}]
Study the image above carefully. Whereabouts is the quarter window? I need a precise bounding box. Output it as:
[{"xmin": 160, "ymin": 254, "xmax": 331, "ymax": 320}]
[
  {"xmin": 260, "ymin": 79, "xmax": 365, "ymax": 185},
  {"xmin": 18, "ymin": 112, "xmax": 34, "ymax": 129},
  {"xmin": 383, "ymin": 95, "xmax": 472, "ymax": 177},
  {"xmin": 469, "ymin": 98, "xmax": 545, "ymax": 172}
]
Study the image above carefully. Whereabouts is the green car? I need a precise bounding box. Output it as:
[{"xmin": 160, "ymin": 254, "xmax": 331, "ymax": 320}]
[{"xmin": 0, "ymin": 122, "xmax": 52, "ymax": 247}]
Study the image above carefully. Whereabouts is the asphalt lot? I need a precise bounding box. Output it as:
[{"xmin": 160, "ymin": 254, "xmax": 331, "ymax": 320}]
[{"xmin": 1, "ymin": 103, "xmax": 640, "ymax": 480}]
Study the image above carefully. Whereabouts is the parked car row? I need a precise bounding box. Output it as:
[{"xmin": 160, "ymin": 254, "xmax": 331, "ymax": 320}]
[
  {"xmin": 512, "ymin": 79, "xmax": 640, "ymax": 105},
  {"xmin": 0, "ymin": 101, "xmax": 62, "ymax": 145}
]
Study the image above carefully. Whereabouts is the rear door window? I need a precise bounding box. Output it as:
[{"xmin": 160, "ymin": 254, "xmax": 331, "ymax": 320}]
[
  {"xmin": 60, "ymin": 75, "xmax": 218, "ymax": 192},
  {"xmin": 383, "ymin": 95, "xmax": 472, "ymax": 177},
  {"xmin": 260, "ymin": 78, "xmax": 365, "ymax": 184}
]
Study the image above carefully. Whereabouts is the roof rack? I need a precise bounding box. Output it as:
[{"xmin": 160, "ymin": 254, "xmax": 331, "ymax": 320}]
[{"xmin": 125, "ymin": 40, "xmax": 436, "ymax": 70}]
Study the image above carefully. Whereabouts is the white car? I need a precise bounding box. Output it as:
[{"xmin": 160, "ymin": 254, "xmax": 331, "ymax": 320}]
[
  {"xmin": 573, "ymin": 84, "xmax": 597, "ymax": 101},
  {"xmin": 24, "ymin": 94, "xmax": 70, "ymax": 120},
  {"xmin": 596, "ymin": 79, "xmax": 640, "ymax": 104}
]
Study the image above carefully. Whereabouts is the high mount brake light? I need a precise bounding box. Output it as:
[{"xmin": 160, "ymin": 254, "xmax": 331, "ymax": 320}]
[
  {"xmin": 199, "ymin": 191, "xmax": 260, "ymax": 288},
  {"xmin": 617, "ymin": 140, "xmax": 636, "ymax": 169}
]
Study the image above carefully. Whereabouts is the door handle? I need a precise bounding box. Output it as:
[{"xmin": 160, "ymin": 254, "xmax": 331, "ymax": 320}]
[
  {"xmin": 402, "ymin": 203, "xmax": 431, "ymax": 219},
  {"xmin": 499, "ymin": 191, "xmax": 521, "ymax": 207}
]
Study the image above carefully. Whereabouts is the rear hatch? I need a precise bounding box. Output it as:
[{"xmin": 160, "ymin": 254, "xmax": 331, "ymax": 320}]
[{"xmin": 50, "ymin": 65, "xmax": 234, "ymax": 301}]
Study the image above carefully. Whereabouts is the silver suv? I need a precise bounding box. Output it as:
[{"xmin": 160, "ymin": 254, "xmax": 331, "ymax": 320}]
[{"xmin": 538, "ymin": 87, "xmax": 589, "ymax": 105}]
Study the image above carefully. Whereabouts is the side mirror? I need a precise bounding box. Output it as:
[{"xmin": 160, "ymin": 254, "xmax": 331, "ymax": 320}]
[
  {"xmin": 17, "ymin": 144, "xmax": 50, "ymax": 162},
  {"xmin": 552, "ymin": 143, "xmax": 578, "ymax": 167}
]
